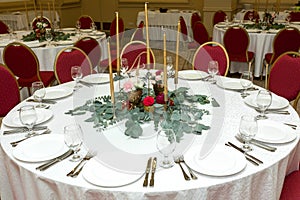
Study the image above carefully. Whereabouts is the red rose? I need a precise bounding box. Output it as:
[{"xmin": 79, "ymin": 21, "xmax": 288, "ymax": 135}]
[
  {"xmin": 155, "ymin": 93, "xmax": 165, "ymax": 104},
  {"xmin": 143, "ymin": 96, "xmax": 155, "ymax": 106}
]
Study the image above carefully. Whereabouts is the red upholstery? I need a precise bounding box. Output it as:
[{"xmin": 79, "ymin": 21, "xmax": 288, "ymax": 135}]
[
  {"xmin": 193, "ymin": 41, "xmax": 229, "ymax": 76},
  {"xmin": 3, "ymin": 42, "xmax": 55, "ymax": 89},
  {"xmin": 0, "ymin": 20, "xmax": 9, "ymax": 34},
  {"xmin": 191, "ymin": 21, "xmax": 210, "ymax": 47},
  {"xmin": 74, "ymin": 37, "xmax": 101, "ymax": 69},
  {"xmin": 213, "ymin": 10, "xmax": 227, "ymax": 25},
  {"xmin": 191, "ymin": 12, "xmax": 201, "ymax": 30},
  {"xmin": 78, "ymin": 15, "xmax": 94, "ymax": 29},
  {"xmin": 130, "ymin": 21, "xmax": 144, "ymax": 41},
  {"xmin": 280, "ymin": 170, "xmax": 300, "ymax": 199},
  {"xmin": 31, "ymin": 16, "xmax": 52, "ymax": 30},
  {"xmin": 0, "ymin": 64, "xmax": 20, "ymax": 117},
  {"xmin": 54, "ymin": 47, "xmax": 93, "ymax": 84},
  {"xmin": 110, "ymin": 17, "xmax": 124, "ymax": 37},
  {"xmin": 290, "ymin": 11, "xmax": 300, "ymax": 22},
  {"xmin": 243, "ymin": 10, "xmax": 260, "ymax": 22},
  {"xmin": 120, "ymin": 41, "xmax": 155, "ymax": 71},
  {"xmin": 268, "ymin": 52, "xmax": 300, "ymax": 102},
  {"xmin": 179, "ymin": 16, "xmax": 188, "ymax": 42}
]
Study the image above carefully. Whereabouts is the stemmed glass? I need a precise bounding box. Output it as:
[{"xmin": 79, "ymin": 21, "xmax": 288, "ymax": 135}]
[
  {"xmin": 261, "ymin": 20, "xmax": 268, "ymax": 32},
  {"xmin": 286, "ymin": 14, "xmax": 291, "ymax": 27},
  {"xmin": 239, "ymin": 115, "xmax": 258, "ymax": 152},
  {"xmin": 64, "ymin": 123, "xmax": 84, "ymax": 162},
  {"xmin": 19, "ymin": 105, "xmax": 38, "ymax": 137},
  {"xmin": 90, "ymin": 22, "xmax": 97, "ymax": 35},
  {"xmin": 156, "ymin": 129, "xmax": 177, "ymax": 168},
  {"xmin": 71, "ymin": 66, "xmax": 83, "ymax": 90},
  {"xmin": 207, "ymin": 60, "xmax": 219, "ymax": 83},
  {"xmin": 248, "ymin": 13, "xmax": 253, "ymax": 22},
  {"xmin": 166, "ymin": 56, "xmax": 174, "ymax": 78},
  {"xmin": 121, "ymin": 58, "xmax": 129, "ymax": 77},
  {"xmin": 32, "ymin": 81, "xmax": 47, "ymax": 108},
  {"xmin": 240, "ymin": 71, "xmax": 253, "ymax": 98},
  {"xmin": 75, "ymin": 20, "xmax": 81, "ymax": 38},
  {"xmin": 45, "ymin": 28, "xmax": 53, "ymax": 46},
  {"xmin": 256, "ymin": 90, "xmax": 272, "ymax": 120}
]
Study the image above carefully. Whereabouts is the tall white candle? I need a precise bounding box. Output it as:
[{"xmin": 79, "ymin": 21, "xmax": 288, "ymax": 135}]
[
  {"xmin": 107, "ymin": 42, "xmax": 115, "ymax": 104},
  {"xmin": 116, "ymin": 12, "xmax": 120, "ymax": 75},
  {"xmin": 175, "ymin": 20, "xmax": 180, "ymax": 85},
  {"xmin": 163, "ymin": 31, "xmax": 168, "ymax": 102},
  {"xmin": 145, "ymin": 2, "xmax": 150, "ymax": 68}
]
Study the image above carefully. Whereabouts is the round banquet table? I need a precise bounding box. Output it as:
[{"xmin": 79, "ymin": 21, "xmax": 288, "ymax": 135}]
[{"xmin": 0, "ymin": 73, "xmax": 300, "ymax": 200}]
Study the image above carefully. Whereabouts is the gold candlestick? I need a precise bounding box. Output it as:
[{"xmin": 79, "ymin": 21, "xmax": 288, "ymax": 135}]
[
  {"xmin": 116, "ymin": 12, "xmax": 120, "ymax": 75},
  {"xmin": 175, "ymin": 20, "xmax": 180, "ymax": 87},
  {"xmin": 107, "ymin": 42, "xmax": 115, "ymax": 105},
  {"xmin": 163, "ymin": 31, "xmax": 168, "ymax": 103},
  {"xmin": 145, "ymin": 2, "xmax": 150, "ymax": 68}
]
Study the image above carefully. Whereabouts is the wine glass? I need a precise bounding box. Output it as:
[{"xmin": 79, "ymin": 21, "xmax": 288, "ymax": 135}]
[
  {"xmin": 71, "ymin": 66, "xmax": 83, "ymax": 90},
  {"xmin": 64, "ymin": 123, "xmax": 84, "ymax": 162},
  {"xmin": 121, "ymin": 58, "xmax": 129, "ymax": 77},
  {"xmin": 75, "ymin": 20, "xmax": 81, "ymax": 38},
  {"xmin": 90, "ymin": 22, "xmax": 97, "ymax": 35},
  {"xmin": 256, "ymin": 90, "xmax": 272, "ymax": 120},
  {"xmin": 156, "ymin": 129, "xmax": 176, "ymax": 168},
  {"xmin": 45, "ymin": 28, "xmax": 53, "ymax": 46},
  {"xmin": 248, "ymin": 13, "xmax": 253, "ymax": 22},
  {"xmin": 207, "ymin": 60, "xmax": 219, "ymax": 83},
  {"xmin": 261, "ymin": 20, "xmax": 268, "ymax": 32},
  {"xmin": 239, "ymin": 115, "xmax": 258, "ymax": 152},
  {"xmin": 32, "ymin": 81, "xmax": 47, "ymax": 108},
  {"xmin": 166, "ymin": 56, "xmax": 174, "ymax": 78},
  {"xmin": 240, "ymin": 71, "xmax": 253, "ymax": 98},
  {"xmin": 286, "ymin": 14, "xmax": 291, "ymax": 27},
  {"xmin": 19, "ymin": 105, "xmax": 38, "ymax": 137}
]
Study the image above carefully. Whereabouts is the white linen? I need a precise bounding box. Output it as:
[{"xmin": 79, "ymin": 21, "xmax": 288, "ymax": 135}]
[{"xmin": 0, "ymin": 78, "xmax": 300, "ymax": 200}]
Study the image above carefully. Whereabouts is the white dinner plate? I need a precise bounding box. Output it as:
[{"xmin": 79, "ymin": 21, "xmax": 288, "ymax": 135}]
[
  {"xmin": 244, "ymin": 93, "xmax": 289, "ymax": 110},
  {"xmin": 178, "ymin": 70, "xmax": 208, "ymax": 80},
  {"xmin": 3, "ymin": 108, "xmax": 53, "ymax": 128},
  {"xmin": 13, "ymin": 134, "xmax": 69, "ymax": 162},
  {"xmin": 60, "ymin": 28, "xmax": 76, "ymax": 32},
  {"xmin": 254, "ymin": 120, "xmax": 296, "ymax": 144},
  {"xmin": 81, "ymin": 29, "xmax": 92, "ymax": 33},
  {"xmin": 185, "ymin": 145, "xmax": 247, "ymax": 176},
  {"xmin": 44, "ymin": 86, "xmax": 73, "ymax": 100},
  {"xmin": 81, "ymin": 73, "xmax": 110, "ymax": 84},
  {"xmin": 23, "ymin": 40, "xmax": 44, "ymax": 48},
  {"xmin": 82, "ymin": 158, "xmax": 143, "ymax": 187},
  {"xmin": 55, "ymin": 40, "xmax": 74, "ymax": 46},
  {"xmin": 216, "ymin": 77, "xmax": 251, "ymax": 90}
]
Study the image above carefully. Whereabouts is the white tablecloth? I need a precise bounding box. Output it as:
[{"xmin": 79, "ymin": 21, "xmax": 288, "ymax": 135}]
[
  {"xmin": 136, "ymin": 10, "xmax": 199, "ymax": 41},
  {"xmin": 0, "ymin": 10, "xmax": 60, "ymax": 31},
  {"xmin": 1, "ymin": 75, "xmax": 300, "ymax": 199}
]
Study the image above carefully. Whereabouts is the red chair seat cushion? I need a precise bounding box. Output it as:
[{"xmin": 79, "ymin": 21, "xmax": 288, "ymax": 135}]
[
  {"xmin": 229, "ymin": 51, "xmax": 254, "ymax": 63},
  {"xmin": 265, "ymin": 53, "xmax": 273, "ymax": 64},
  {"xmin": 18, "ymin": 71, "xmax": 55, "ymax": 87},
  {"xmin": 280, "ymin": 171, "xmax": 300, "ymax": 200}
]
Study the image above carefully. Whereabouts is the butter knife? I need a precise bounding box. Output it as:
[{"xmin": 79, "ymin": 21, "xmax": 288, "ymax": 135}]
[
  {"xmin": 36, "ymin": 149, "xmax": 74, "ymax": 171},
  {"xmin": 235, "ymin": 135, "xmax": 277, "ymax": 152},
  {"xmin": 3, "ymin": 126, "xmax": 48, "ymax": 135},
  {"xmin": 143, "ymin": 157, "xmax": 152, "ymax": 187},
  {"xmin": 228, "ymin": 142, "xmax": 263, "ymax": 164},
  {"xmin": 149, "ymin": 157, "xmax": 157, "ymax": 187}
]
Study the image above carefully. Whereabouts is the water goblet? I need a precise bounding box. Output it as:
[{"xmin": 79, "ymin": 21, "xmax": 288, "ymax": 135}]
[
  {"xmin": 239, "ymin": 115, "xmax": 258, "ymax": 152},
  {"xmin": 156, "ymin": 129, "xmax": 177, "ymax": 168},
  {"xmin": 45, "ymin": 28, "xmax": 53, "ymax": 46},
  {"xmin": 32, "ymin": 81, "xmax": 47, "ymax": 108},
  {"xmin": 261, "ymin": 21, "xmax": 268, "ymax": 32},
  {"xmin": 286, "ymin": 14, "xmax": 291, "ymax": 27},
  {"xmin": 207, "ymin": 60, "xmax": 219, "ymax": 83},
  {"xmin": 166, "ymin": 56, "xmax": 174, "ymax": 78},
  {"xmin": 121, "ymin": 57, "xmax": 129, "ymax": 77},
  {"xmin": 75, "ymin": 20, "xmax": 81, "ymax": 38},
  {"xmin": 240, "ymin": 71, "xmax": 253, "ymax": 98},
  {"xmin": 19, "ymin": 105, "xmax": 38, "ymax": 137},
  {"xmin": 71, "ymin": 66, "xmax": 83, "ymax": 90},
  {"xmin": 90, "ymin": 22, "xmax": 97, "ymax": 35},
  {"xmin": 256, "ymin": 90, "xmax": 272, "ymax": 120},
  {"xmin": 248, "ymin": 13, "xmax": 253, "ymax": 22},
  {"xmin": 64, "ymin": 123, "xmax": 84, "ymax": 162}
]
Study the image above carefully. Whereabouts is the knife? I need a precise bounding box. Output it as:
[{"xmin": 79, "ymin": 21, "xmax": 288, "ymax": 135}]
[
  {"xmin": 235, "ymin": 135, "xmax": 277, "ymax": 152},
  {"xmin": 26, "ymin": 99, "xmax": 57, "ymax": 104},
  {"xmin": 143, "ymin": 157, "xmax": 152, "ymax": 187},
  {"xmin": 228, "ymin": 142, "xmax": 263, "ymax": 164},
  {"xmin": 3, "ymin": 126, "xmax": 48, "ymax": 135},
  {"xmin": 36, "ymin": 149, "xmax": 74, "ymax": 171},
  {"xmin": 149, "ymin": 157, "xmax": 157, "ymax": 187},
  {"xmin": 211, "ymin": 98, "xmax": 220, "ymax": 107}
]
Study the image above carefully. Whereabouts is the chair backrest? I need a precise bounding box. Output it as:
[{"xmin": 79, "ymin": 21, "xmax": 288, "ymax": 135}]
[
  {"xmin": 243, "ymin": 10, "xmax": 260, "ymax": 22},
  {"xmin": 192, "ymin": 21, "xmax": 210, "ymax": 45},
  {"xmin": 213, "ymin": 10, "xmax": 227, "ymax": 25},
  {"xmin": 290, "ymin": 11, "xmax": 300, "ymax": 22},
  {"xmin": 3, "ymin": 42, "xmax": 41, "ymax": 80},
  {"xmin": 54, "ymin": 47, "xmax": 93, "ymax": 84},
  {"xmin": 120, "ymin": 40, "xmax": 155, "ymax": 71},
  {"xmin": 179, "ymin": 16, "xmax": 188, "ymax": 42},
  {"xmin": 130, "ymin": 20, "xmax": 144, "ymax": 41},
  {"xmin": 223, "ymin": 26, "xmax": 250, "ymax": 61},
  {"xmin": 0, "ymin": 63, "xmax": 20, "ymax": 117},
  {"xmin": 110, "ymin": 17, "xmax": 124, "ymax": 37},
  {"xmin": 31, "ymin": 16, "xmax": 52, "ymax": 30},
  {"xmin": 192, "ymin": 41, "xmax": 229, "ymax": 76},
  {"xmin": 191, "ymin": 12, "xmax": 201, "ymax": 29},
  {"xmin": 269, "ymin": 27, "xmax": 300, "ymax": 64},
  {"xmin": 0, "ymin": 20, "xmax": 9, "ymax": 34},
  {"xmin": 78, "ymin": 15, "xmax": 94, "ymax": 29},
  {"xmin": 268, "ymin": 51, "xmax": 300, "ymax": 106},
  {"xmin": 74, "ymin": 36, "xmax": 101, "ymax": 69}
]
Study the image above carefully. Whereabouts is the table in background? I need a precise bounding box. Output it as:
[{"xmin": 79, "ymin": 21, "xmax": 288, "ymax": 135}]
[
  {"xmin": 235, "ymin": 10, "xmax": 290, "ymax": 21},
  {"xmin": 0, "ymin": 75, "xmax": 300, "ymax": 199},
  {"xmin": 136, "ymin": 10, "xmax": 200, "ymax": 41},
  {"xmin": 0, "ymin": 10, "xmax": 60, "ymax": 31}
]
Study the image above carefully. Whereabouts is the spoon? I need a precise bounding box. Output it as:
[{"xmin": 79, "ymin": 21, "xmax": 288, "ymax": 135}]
[
  {"xmin": 179, "ymin": 155, "xmax": 198, "ymax": 180},
  {"xmin": 174, "ymin": 157, "xmax": 190, "ymax": 181}
]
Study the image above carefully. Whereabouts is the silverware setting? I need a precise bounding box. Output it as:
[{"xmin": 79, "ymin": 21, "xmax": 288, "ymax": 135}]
[
  {"xmin": 174, "ymin": 156, "xmax": 190, "ymax": 181},
  {"xmin": 142, "ymin": 157, "xmax": 157, "ymax": 187},
  {"xmin": 179, "ymin": 156, "xmax": 197, "ymax": 180},
  {"xmin": 26, "ymin": 99, "xmax": 57, "ymax": 104},
  {"xmin": 66, "ymin": 151, "xmax": 95, "ymax": 178},
  {"xmin": 3, "ymin": 126, "xmax": 48, "ymax": 135},
  {"xmin": 235, "ymin": 135, "xmax": 277, "ymax": 152},
  {"xmin": 284, "ymin": 123, "xmax": 298, "ymax": 130},
  {"xmin": 149, "ymin": 157, "xmax": 157, "ymax": 187},
  {"xmin": 255, "ymin": 108, "xmax": 290, "ymax": 115},
  {"xmin": 225, "ymin": 142, "xmax": 263, "ymax": 166},
  {"xmin": 10, "ymin": 129, "xmax": 51, "ymax": 147}
]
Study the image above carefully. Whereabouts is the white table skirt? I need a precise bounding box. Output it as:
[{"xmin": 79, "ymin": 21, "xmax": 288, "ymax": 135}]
[
  {"xmin": 137, "ymin": 10, "xmax": 199, "ymax": 41},
  {"xmin": 1, "ymin": 77, "xmax": 300, "ymax": 199}
]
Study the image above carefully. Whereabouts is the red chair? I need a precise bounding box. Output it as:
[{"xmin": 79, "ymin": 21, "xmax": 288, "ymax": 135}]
[
  {"xmin": 213, "ymin": 10, "xmax": 227, "ymax": 25},
  {"xmin": 31, "ymin": 16, "xmax": 52, "ymax": 30},
  {"xmin": 0, "ymin": 63, "xmax": 20, "ymax": 117},
  {"xmin": 78, "ymin": 15, "xmax": 94, "ymax": 29},
  {"xmin": 192, "ymin": 41, "xmax": 229, "ymax": 76},
  {"xmin": 243, "ymin": 10, "xmax": 260, "ymax": 23},
  {"xmin": 191, "ymin": 12, "xmax": 201, "ymax": 30},
  {"xmin": 268, "ymin": 51, "xmax": 300, "ymax": 110},
  {"xmin": 74, "ymin": 36, "xmax": 101, "ymax": 70},
  {"xmin": 3, "ymin": 42, "xmax": 55, "ymax": 94},
  {"xmin": 179, "ymin": 16, "xmax": 189, "ymax": 45},
  {"xmin": 262, "ymin": 27, "xmax": 300, "ymax": 88},
  {"xmin": 192, "ymin": 21, "xmax": 211, "ymax": 46},
  {"xmin": 280, "ymin": 170, "xmax": 300, "ymax": 200},
  {"xmin": 120, "ymin": 40, "xmax": 155, "ymax": 71},
  {"xmin": 0, "ymin": 20, "xmax": 9, "ymax": 34},
  {"xmin": 223, "ymin": 26, "xmax": 255, "ymax": 73},
  {"xmin": 54, "ymin": 47, "xmax": 93, "ymax": 84},
  {"xmin": 289, "ymin": 11, "xmax": 300, "ymax": 22},
  {"xmin": 130, "ymin": 20, "xmax": 144, "ymax": 41}
]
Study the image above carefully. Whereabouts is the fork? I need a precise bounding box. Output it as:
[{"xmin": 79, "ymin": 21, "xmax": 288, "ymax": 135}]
[
  {"xmin": 179, "ymin": 155, "xmax": 198, "ymax": 180},
  {"xmin": 66, "ymin": 152, "xmax": 94, "ymax": 177},
  {"xmin": 10, "ymin": 129, "xmax": 51, "ymax": 147}
]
